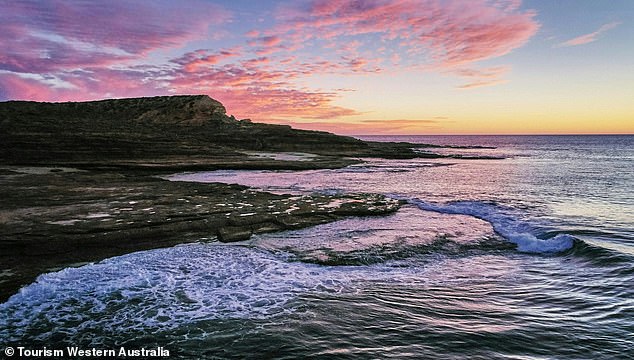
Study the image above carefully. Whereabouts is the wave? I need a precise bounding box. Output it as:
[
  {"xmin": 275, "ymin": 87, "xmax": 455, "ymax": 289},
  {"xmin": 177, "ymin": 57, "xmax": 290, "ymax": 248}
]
[
  {"xmin": 564, "ymin": 238, "xmax": 634, "ymax": 267},
  {"xmin": 0, "ymin": 243, "xmax": 435, "ymax": 346},
  {"xmin": 398, "ymin": 197, "xmax": 576, "ymax": 254},
  {"xmin": 250, "ymin": 205, "xmax": 514, "ymax": 266}
]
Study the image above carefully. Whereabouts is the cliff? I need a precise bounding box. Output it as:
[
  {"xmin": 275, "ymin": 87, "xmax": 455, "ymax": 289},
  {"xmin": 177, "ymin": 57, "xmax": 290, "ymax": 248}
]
[
  {"xmin": 0, "ymin": 95, "xmax": 422, "ymax": 167},
  {"xmin": 0, "ymin": 95, "xmax": 416, "ymax": 301}
]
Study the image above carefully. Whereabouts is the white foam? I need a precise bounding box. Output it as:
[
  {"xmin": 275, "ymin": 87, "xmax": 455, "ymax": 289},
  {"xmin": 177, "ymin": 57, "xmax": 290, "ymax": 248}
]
[
  {"xmin": 251, "ymin": 205, "xmax": 498, "ymax": 261},
  {"xmin": 406, "ymin": 198, "xmax": 575, "ymax": 254},
  {"xmin": 85, "ymin": 213, "xmax": 111, "ymax": 219},
  {"xmin": 0, "ymin": 244, "xmax": 431, "ymax": 344},
  {"xmin": 46, "ymin": 219, "xmax": 82, "ymax": 226}
]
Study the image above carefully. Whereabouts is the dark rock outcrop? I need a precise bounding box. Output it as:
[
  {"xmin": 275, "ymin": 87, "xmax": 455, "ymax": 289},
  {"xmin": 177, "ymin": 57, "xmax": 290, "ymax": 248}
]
[
  {"xmin": 0, "ymin": 95, "xmax": 427, "ymax": 167},
  {"xmin": 0, "ymin": 94, "xmax": 434, "ymax": 302},
  {"xmin": 0, "ymin": 169, "xmax": 401, "ymax": 301}
]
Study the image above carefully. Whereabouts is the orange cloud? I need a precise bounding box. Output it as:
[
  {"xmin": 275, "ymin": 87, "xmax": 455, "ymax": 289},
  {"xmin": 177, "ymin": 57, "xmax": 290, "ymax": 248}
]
[{"xmin": 267, "ymin": 119, "xmax": 444, "ymax": 135}]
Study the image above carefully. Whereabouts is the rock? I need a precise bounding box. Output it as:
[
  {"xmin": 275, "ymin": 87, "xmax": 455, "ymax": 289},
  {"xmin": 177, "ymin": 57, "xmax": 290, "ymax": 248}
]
[
  {"xmin": 0, "ymin": 169, "xmax": 403, "ymax": 300},
  {"xmin": 227, "ymin": 213, "xmax": 275, "ymax": 226},
  {"xmin": 217, "ymin": 226, "xmax": 253, "ymax": 242},
  {"xmin": 0, "ymin": 95, "xmax": 438, "ymax": 167},
  {"xmin": 252, "ymin": 222, "xmax": 283, "ymax": 234}
]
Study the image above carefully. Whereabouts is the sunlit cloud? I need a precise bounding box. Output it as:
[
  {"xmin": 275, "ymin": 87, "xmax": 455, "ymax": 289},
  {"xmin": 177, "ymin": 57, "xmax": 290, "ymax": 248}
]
[
  {"xmin": 171, "ymin": 48, "xmax": 241, "ymax": 73},
  {"xmin": 167, "ymin": 62, "xmax": 359, "ymax": 121},
  {"xmin": 269, "ymin": 118, "xmax": 445, "ymax": 135},
  {"xmin": 268, "ymin": 0, "xmax": 538, "ymax": 69},
  {"xmin": 0, "ymin": 1, "xmax": 230, "ymax": 69},
  {"xmin": 558, "ymin": 22, "xmax": 620, "ymax": 47},
  {"xmin": 1, "ymin": 0, "xmax": 539, "ymax": 126},
  {"xmin": 8, "ymin": 1, "xmax": 229, "ymax": 52},
  {"xmin": 452, "ymin": 66, "xmax": 510, "ymax": 89}
]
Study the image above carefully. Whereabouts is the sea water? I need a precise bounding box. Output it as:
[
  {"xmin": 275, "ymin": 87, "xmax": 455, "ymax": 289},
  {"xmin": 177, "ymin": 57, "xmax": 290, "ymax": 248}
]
[{"xmin": 1, "ymin": 135, "xmax": 632, "ymax": 359}]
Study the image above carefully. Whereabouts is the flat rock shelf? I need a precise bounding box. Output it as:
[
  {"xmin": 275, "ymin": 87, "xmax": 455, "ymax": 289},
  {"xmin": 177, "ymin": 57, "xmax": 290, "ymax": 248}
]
[{"xmin": 0, "ymin": 168, "xmax": 401, "ymax": 302}]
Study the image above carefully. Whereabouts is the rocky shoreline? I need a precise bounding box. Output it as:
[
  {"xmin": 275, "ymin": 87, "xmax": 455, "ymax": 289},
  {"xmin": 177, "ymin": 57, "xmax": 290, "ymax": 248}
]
[
  {"xmin": 0, "ymin": 167, "xmax": 402, "ymax": 302},
  {"xmin": 0, "ymin": 95, "xmax": 473, "ymax": 302}
]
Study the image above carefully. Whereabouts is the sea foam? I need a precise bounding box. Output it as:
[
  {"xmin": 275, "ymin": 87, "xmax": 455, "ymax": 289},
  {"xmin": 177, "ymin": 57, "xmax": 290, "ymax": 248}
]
[
  {"xmin": 0, "ymin": 243, "xmax": 436, "ymax": 345},
  {"xmin": 403, "ymin": 198, "xmax": 575, "ymax": 254}
]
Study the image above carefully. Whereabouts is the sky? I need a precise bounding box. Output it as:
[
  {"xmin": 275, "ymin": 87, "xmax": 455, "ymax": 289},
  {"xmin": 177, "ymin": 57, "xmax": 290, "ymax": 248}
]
[{"xmin": 1, "ymin": 0, "xmax": 632, "ymax": 135}]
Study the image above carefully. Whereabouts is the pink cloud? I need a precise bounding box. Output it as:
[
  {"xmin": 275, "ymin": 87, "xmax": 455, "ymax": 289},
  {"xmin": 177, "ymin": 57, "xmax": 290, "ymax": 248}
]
[
  {"xmin": 0, "ymin": 73, "xmax": 61, "ymax": 101},
  {"xmin": 2, "ymin": 1, "xmax": 229, "ymax": 54},
  {"xmin": 242, "ymin": 57, "xmax": 272, "ymax": 69},
  {"xmin": 171, "ymin": 48, "xmax": 241, "ymax": 73},
  {"xmin": 0, "ymin": 1, "xmax": 230, "ymax": 74},
  {"xmin": 1, "ymin": 0, "xmax": 540, "ymax": 124},
  {"xmin": 0, "ymin": 35, "xmax": 134, "ymax": 73},
  {"xmin": 558, "ymin": 22, "xmax": 620, "ymax": 47},
  {"xmin": 270, "ymin": 0, "xmax": 538, "ymax": 77},
  {"xmin": 0, "ymin": 67, "xmax": 171, "ymax": 102},
  {"xmin": 245, "ymin": 30, "xmax": 260, "ymax": 38},
  {"xmin": 247, "ymin": 35, "xmax": 289, "ymax": 56},
  {"xmin": 457, "ymin": 79, "xmax": 507, "ymax": 90},
  {"xmin": 260, "ymin": 36, "xmax": 282, "ymax": 47},
  {"xmin": 390, "ymin": 53, "xmax": 401, "ymax": 65},
  {"xmin": 168, "ymin": 62, "xmax": 359, "ymax": 121},
  {"xmin": 451, "ymin": 66, "xmax": 510, "ymax": 89}
]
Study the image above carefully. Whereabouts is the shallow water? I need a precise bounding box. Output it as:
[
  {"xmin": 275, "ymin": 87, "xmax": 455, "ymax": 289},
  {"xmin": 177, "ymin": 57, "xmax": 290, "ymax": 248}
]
[{"xmin": 2, "ymin": 135, "xmax": 632, "ymax": 359}]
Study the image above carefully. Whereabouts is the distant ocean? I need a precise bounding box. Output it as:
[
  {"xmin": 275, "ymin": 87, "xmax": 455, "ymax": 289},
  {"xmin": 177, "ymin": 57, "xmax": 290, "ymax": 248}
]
[{"xmin": 1, "ymin": 135, "xmax": 632, "ymax": 359}]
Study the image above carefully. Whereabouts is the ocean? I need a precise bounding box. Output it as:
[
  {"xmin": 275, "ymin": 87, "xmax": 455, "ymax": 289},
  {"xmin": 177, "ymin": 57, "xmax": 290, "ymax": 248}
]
[{"xmin": 1, "ymin": 135, "xmax": 632, "ymax": 359}]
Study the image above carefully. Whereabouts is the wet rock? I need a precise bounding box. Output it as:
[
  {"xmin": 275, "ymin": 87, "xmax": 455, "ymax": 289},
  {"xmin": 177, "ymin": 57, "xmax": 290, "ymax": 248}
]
[
  {"xmin": 218, "ymin": 226, "xmax": 253, "ymax": 242},
  {"xmin": 227, "ymin": 213, "xmax": 275, "ymax": 226},
  {"xmin": 251, "ymin": 222, "xmax": 283, "ymax": 235},
  {"xmin": 0, "ymin": 169, "xmax": 402, "ymax": 301}
]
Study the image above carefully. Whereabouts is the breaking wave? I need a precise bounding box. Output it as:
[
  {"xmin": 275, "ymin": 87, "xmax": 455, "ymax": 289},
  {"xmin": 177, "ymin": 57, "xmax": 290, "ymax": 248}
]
[{"xmin": 401, "ymin": 198, "xmax": 576, "ymax": 254}]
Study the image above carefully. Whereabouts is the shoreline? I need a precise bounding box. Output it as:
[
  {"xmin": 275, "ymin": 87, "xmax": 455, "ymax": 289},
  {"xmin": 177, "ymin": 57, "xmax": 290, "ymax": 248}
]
[
  {"xmin": 0, "ymin": 163, "xmax": 401, "ymax": 302},
  {"xmin": 0, "ymin": 95, "xmax": 482, "ymax": 302}
]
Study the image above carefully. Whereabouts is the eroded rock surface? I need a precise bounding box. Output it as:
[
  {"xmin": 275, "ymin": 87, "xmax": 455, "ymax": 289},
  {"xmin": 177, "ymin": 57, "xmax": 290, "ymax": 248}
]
[{"xmin": 0, "ymin": 169, "xmax": 401, "ymax": 301}]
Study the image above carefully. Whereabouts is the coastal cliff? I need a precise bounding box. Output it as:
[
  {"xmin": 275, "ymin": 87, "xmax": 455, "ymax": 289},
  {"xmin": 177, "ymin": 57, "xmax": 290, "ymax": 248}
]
[
  {"xmin": 0, "ymin": 95, "xmax": 423, "ymax": 168},
  {"xmin": 0, "ymin": 95, "xmax": 417, "ymax": 301}
]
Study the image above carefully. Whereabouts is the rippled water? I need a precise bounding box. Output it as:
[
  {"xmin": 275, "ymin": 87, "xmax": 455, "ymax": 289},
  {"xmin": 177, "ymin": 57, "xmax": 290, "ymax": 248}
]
[{"xmin": 1, "ymin": 135, "xmax": 633, "ymax": 359}]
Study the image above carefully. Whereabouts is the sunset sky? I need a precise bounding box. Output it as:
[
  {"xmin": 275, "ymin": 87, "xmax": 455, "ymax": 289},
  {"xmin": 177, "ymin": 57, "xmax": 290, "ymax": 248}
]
[{"xmin": 1, "ymin": 0, "xmax": 632, "ymax": 135}]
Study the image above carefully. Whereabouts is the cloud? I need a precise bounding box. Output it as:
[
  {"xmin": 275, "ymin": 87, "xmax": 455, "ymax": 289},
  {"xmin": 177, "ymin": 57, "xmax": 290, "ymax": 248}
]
[
  {"xmin": 243, "ymin": 0, "xmax": 538, "ymax": 88},
  {"xmin": 268, "ymin": 118, "xmax": 444, "ymax": 135},
  {"xmin": 270, "ymin": 0, "xmax": 538, "ymax": 70},
  {"xmin": 1, "ymin": 0, "xmax": 539, "ymax": 123},
  {"xmin": 558, "ymin": 22, "xmax": 621, "ymax": 47},
  {"xmin": 171, "ymin": 48, "xmax": 241, "ymax": 73},
  {"xmin": 0, "ymin": 66, "xmax": 171, "ymax": 102},
  {"xmin": 0, "ymin": 0, "xmax": 230, "ymax": 73},
  {"xmin": 168, "ymin": 63, "xmax": 360, "ymax": 121},
  {"xmin": 2, "ymin": 1, "xmax": 229, "ymax": 53},
  {"xmin": 451, "ymin": 66, "xmax": 510, "ymax": 89},
  {"xmin": 0, "ymin": 72, "xmax": 61, "ymax": 101},
  {"xmin": 0, "ymin": 37, "xmax": 132, "ymax": 73},
  {"xmin": 258, "ymin": 36, "xmax": 282, "ymax": 47}
]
